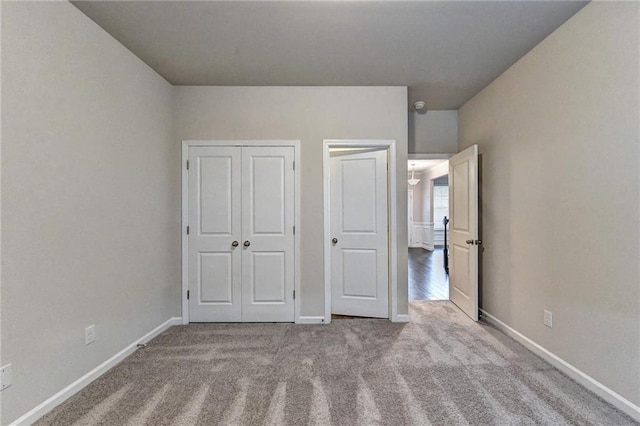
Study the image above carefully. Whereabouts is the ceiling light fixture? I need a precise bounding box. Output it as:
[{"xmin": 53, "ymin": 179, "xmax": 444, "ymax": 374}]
[
  {"xmin": 413, "ymin": 101, "xmax": 426, "ymax": 112},
  {"xmin": 408, "ymin": 163, "xmax": 421, "ymax": 186}
]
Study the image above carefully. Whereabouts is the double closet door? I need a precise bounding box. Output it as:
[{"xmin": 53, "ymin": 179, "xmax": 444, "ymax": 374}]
[{"xmin": 187, "ymin": 145, "xmax": 295, "ymax": 322}]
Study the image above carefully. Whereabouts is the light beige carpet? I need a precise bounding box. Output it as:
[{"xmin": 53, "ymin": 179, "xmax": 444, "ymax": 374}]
[{"xmin": 36, "ymin": 301, "xmax": 636, "ymax": 425}]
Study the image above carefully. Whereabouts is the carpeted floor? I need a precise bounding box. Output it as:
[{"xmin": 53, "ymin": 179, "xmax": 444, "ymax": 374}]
[{"xmin": 36, "ymin": 301, "xmax": 636, "ymax": 425}]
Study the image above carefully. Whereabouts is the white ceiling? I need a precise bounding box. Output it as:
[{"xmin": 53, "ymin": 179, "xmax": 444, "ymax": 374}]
[{"xmin": 72, "ymin": 1, "xmax": 587, "ymax": 110}]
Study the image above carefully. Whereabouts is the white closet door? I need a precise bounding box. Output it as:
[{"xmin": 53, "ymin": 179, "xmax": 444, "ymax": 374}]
[
  {"xmin": 330, "ymin": 149, "xmax": 389, "ymax": 318},
  {"xmin": 188, "ymin": 146, "xmax": 242, "ymax": 322},
  {"xmin": 241, "ymin": 147, "xmax": 295, "ymax": 322}
]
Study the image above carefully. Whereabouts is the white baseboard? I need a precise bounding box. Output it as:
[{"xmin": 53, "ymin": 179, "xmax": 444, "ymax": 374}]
[
  {"xmin": 421, "ymin": 243, "xmax": 434, "ymax": 251},
  {"xmin": 480, "ymin": 309, "xmax": 640, "ymax": 422},
  {"xmin": 296, "ymin": 316, "xmax": 325, "ymax": 324},
  {"xmin": 393, "ymin": 314, "xmax": 410, "ymax": 323},
  {"xmin": 11, "ymin": 317, "xmax": 182, "ymax": 426}
]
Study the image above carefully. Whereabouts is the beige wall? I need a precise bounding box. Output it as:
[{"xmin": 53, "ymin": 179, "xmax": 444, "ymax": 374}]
[
  {"xmin": 1, "ymin": 2, "xmax": 179, "ymax": 423},
  {"xmin": 407, "ymin": 109, "xmax": 455, "ymax": 225},
  {"xmin": 409, "ymin": 110, "xmax": 457, "ymax": 154},
  {"xmin": 459, "ymin": 2, "xmax": 640, "ymax": 407},
  {"xmin": 174, "ymin": 86, "xmax": 409, "ymax": 317}
]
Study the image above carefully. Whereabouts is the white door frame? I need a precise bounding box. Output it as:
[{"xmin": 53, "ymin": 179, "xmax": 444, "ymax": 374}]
[
  {"xmin": 408, "ymin": 190, "xmax": 413, "ymax": 246},
  {"xmin": 323, "ymin": 139, "xmax": 399, "ymax": 323},
  {"xmin": 181, "ymin": 140, "xmax": 301, "ymax": 324}
]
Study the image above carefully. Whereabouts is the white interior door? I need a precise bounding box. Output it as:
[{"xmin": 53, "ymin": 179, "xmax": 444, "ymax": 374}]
[
  {"xmin": 448, "ymin": 144, "xmax": 479, "ymax": 321},
  {"xmin": 330, "ymin": 149, "xmax": 389, "ymax": 318},
  {"xmin": 187, "ymin": 145, "xmax": 295, "ymax": 322},
  {"xmin": 241, "ymin": 147, "xmax": 295, "ymax": 322},
  {"xmin": 188, "ymin": 146, "xmax": 242, "ymax": 322}
]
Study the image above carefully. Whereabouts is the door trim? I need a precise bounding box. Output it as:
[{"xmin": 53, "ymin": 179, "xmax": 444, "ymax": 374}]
[
  {"xmin": 323, "ymin": 139, "xmax": 399, "ymax": 323},
  {"xmin": 181, "ymin": 140, "xmax": 301, "ymax": 324}
]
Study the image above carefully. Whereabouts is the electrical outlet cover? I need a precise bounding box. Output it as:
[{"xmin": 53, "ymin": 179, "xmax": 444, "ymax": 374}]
[
  {"xmin": 1, "ymin": 364, "xmax": 12, "ymax": 391},
  {"xmin": 85, "ymin": 325, "xmax": 96, "ymax": 345},
  {"xmin": 544, "ymin": 310, "xmax": 553, "ymax": 328}
]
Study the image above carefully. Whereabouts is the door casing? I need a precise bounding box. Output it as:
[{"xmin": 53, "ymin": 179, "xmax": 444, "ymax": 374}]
[
  {"xmin": 181, "ymin": 140, "xmax": 301, "ymax": 324},
  {"xmin": 323, "ymin": 140, "xmax": 400, "ymax": 323}
]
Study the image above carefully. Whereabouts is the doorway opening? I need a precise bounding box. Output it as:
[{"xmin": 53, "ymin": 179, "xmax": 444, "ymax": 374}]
[{"xmin": 407, "ymin": 155, "xmax": 451, "ymax": 301}]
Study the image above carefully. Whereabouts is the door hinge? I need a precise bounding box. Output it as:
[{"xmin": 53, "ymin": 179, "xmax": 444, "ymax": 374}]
[
  {"xmin": 293, "ymin": 290, "xmax": 295, "ymax": 300},
  {"xmin": 293, "ymin": 225, "xmax": 295, "ymax": 235},
  {"xmin": 187, "ymin": 290, "xmax": 190, "ymax": 300},
  {"xmin": 186, "ymin": 226, "xmax": 190, "ymax": 235},
  {"xmin": 186, "ymin": 160, "xmax": 189, "ymax": 170},
  {"xmin": 293, "ymin": 161, "xmax": 295, "ymax": 171}
]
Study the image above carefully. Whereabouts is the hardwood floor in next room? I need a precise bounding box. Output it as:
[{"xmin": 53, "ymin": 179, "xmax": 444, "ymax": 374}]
[{"xmin": 408, "ymin": 247, "xmax": 449, "ymax": 301}]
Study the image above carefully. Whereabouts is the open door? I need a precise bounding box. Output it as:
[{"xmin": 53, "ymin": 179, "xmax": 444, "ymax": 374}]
[
  {"xmin": 448, "ymin": 144, "xmax": 479, "ymax": 321},
  {"xmin": 330, "ymin": 148, "xmax": 389, "ymax": 318}
]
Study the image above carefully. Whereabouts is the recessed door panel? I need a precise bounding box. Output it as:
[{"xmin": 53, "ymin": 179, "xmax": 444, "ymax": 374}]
[
  {"xmin": 250, "ymin": 252, "xmax": 286, "ymax": 303},
  {"xmin": 331, "ymin": 149, "xmax": 389, "ymax": 318},
  {"xmin": 250, "ymin": 156, "xmax": 285, "ymax": 235},
  {"xmin": 200, "ymin": 156, "xmax": 233, "ymax": 235},
  {"xmin": 341, "ymin": 158, "xmax": 377, "ymax": 233},
  {"xmin": 199, "ymin": 253, "xmax": 233, "ymax": 303},
  {"xmin": 452, "ymin": 161, "xmax": 469, "ymax": 231},
  {"xmin": 342, "ymin": 249, "xmax": 377, "ymax": 298},
  {"xmin": 450, "ymin": 245, "xmax": 470, "ymax": 302}
]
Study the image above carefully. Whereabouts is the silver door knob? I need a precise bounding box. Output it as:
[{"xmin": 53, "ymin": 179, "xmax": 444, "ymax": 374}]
[
  {"xmin": 332, "ymin": 238, "xmax": 338, "ymax": 244},
  {"xmin": 243, "ymin": 240, "xmax": 251, "ymax": 247},
  {"xmin": 231, "ymin": 241, "xmax": 239, "ymax": 247}
]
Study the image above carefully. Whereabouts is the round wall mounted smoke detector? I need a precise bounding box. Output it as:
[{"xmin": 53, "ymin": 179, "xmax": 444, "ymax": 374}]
[{"xmin": 414, "ymin": 101, "xmax": 426, "ymax": 110}]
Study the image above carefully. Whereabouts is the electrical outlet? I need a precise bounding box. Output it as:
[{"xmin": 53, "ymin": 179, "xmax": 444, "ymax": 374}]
[
  {"xmin": 85, "ymin": 325, "xmax": 96, "ymax": 346},
  {"xmin": 1, "ymin": 364, "xmax": 12, "ymax": 391},
  {"xmin": 543, "ymin": 310, "xmax": 553, "ymax": 328}
]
